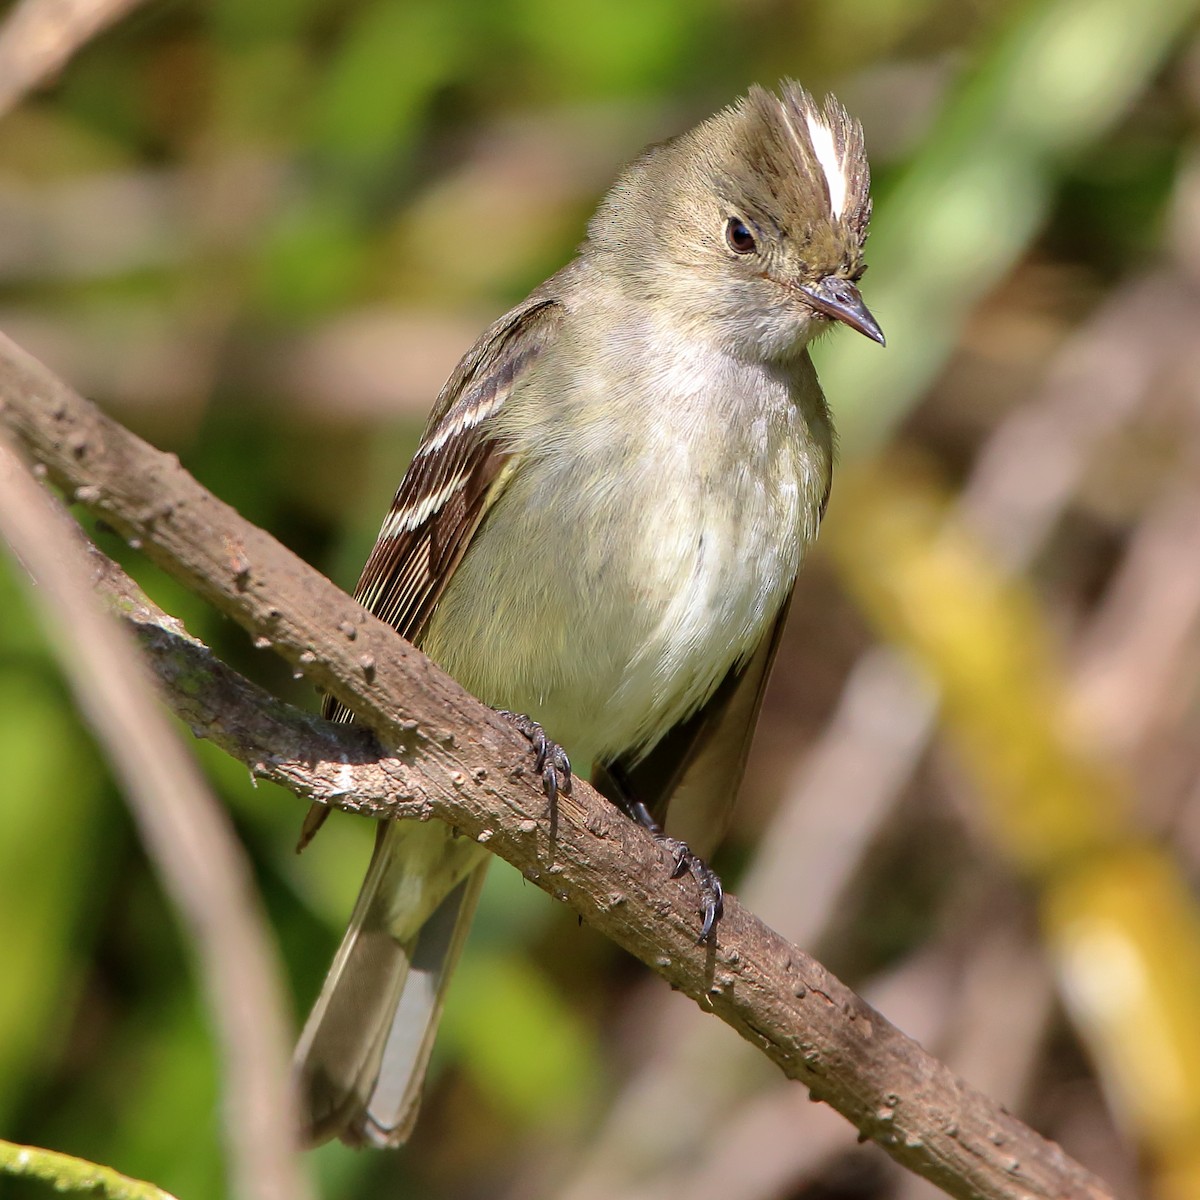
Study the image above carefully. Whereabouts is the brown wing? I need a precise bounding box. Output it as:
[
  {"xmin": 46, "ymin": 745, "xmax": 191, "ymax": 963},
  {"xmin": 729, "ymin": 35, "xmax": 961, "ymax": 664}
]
[
  {"xmin": 300, "ymin": 295, "xmax": 562, "ymax": 849},
  {"xmin": 594, "ymin": 590, "xmax": 794, "ymax": 859},
  {"xmin": 323, "ymin": 295, "xmax": 564, "ymax": 723}
]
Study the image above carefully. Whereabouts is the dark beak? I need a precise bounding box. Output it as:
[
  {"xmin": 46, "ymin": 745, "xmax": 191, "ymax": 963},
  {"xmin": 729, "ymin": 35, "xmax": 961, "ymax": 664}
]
[{"xmin": 800, "ymin": 276, "xmax": 885, "ymax": 346}]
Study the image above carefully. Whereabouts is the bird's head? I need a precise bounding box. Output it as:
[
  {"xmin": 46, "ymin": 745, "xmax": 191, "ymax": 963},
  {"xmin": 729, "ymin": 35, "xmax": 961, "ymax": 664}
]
[{"xmin": 590, "ymin": 81, "xmax": 882, "ymax": 361}]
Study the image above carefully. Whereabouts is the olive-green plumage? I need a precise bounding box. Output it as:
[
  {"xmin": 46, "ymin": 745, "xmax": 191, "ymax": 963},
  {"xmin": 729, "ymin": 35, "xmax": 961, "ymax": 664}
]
[{"xmin": 296, "ymin": 80, "xmax": 881, "ymax": 1147}]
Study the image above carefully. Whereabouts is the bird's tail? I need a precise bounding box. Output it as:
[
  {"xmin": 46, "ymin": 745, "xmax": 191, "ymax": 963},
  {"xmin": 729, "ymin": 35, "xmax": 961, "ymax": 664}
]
[{"xmin": 295, "ymin": 818, "xmax": 489, "ymax": 1147}]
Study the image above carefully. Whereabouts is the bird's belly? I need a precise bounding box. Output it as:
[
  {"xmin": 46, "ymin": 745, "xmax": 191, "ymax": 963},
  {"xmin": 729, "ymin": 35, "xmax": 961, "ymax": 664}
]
[{"xmin": 421, "ymin": 446, "xmax": 811, "ymax": 771}]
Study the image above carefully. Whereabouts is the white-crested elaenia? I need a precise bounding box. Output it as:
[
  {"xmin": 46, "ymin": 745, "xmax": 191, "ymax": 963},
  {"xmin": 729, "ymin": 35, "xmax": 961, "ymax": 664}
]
[{"xmin": 296, "ymin": 80, "xmax": 883, "ymax": 1148}]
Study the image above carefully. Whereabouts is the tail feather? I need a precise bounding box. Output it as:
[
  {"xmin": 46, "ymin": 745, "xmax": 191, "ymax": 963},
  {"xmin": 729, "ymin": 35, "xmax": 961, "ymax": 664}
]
[
  {"xmin": 295, "ymin": 819, "xmax": 488, "ymax": 1147},
  {"xmin": 358, "ymin": 864, "xmax": 488, "ymax": 1145}
]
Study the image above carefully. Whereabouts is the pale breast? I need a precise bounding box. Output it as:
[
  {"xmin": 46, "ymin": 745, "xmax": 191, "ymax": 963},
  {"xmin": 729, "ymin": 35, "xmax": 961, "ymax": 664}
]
[{"xmin": 421, "ymin": 340, "xmax": 831, "ymax": 771}]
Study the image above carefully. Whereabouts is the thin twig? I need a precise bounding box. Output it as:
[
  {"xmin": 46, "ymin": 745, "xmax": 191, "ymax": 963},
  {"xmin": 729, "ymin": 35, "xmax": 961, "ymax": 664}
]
[
  {"xmin": 0, "ymin": 435, "xmax": 311, "ymax": 1200},
  {"xmin": 0, "ymin": 0, "xmax": 150, "ymax": 119},
  {"xmin": 0, "ymin": 1137, "xmax": 179, "ymax": 1200}
]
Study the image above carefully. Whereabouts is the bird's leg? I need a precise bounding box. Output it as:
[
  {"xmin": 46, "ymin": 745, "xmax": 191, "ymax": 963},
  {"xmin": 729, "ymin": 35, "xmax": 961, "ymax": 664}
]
[
  {"xmin": 498, "ymin": 711, "xmax": 572, "ymax": 803},
  {"xmin": 607, "ymin": 765, "xmax": 725, "ymax": 943}
]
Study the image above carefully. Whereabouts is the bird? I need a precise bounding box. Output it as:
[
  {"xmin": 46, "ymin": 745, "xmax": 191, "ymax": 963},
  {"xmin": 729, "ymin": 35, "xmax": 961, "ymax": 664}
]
[{"xmin": 295, "ymin": 79, "xmax": 882, "ymax": 1148}]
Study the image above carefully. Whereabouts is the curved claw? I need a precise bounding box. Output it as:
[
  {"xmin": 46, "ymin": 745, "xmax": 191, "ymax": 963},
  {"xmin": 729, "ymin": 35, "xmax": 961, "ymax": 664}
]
[
  {"xmin": 660, "ymin": 835, "xmax": 725, "ymax": 943},
  {"xmin": 499, "ymin": 710, "xmax": 572, "ymax": 801}
]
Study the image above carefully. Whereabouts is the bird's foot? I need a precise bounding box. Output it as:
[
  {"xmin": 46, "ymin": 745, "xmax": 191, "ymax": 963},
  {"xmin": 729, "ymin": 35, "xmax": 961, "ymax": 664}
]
[
  {"xmin": 659, "ymin": 836, "xmax": 725, "ymax": 943},
  {"xmin": 604, "ymin": 766, "xmax": 726, "ymax": 943},
  {"xmin": 499, "ymin": 711, "xmax": 572, "ymax": 802}
]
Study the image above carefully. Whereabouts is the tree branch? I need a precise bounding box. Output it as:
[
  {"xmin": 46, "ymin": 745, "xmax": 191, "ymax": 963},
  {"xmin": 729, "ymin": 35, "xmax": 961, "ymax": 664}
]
[{"xmin": 0, "ymin": 332, "xmax": 1114, "ymax": 1200}]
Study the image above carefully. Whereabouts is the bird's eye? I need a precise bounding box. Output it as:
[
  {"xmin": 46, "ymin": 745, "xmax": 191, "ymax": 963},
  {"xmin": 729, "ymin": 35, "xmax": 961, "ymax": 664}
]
[
  {"xmin": 850, "ymin": 264, "xmax": 868, "ymax": 282},
  {"xmin": 725, "ymin": 217, "xmax": 757, "ymax": 255}
]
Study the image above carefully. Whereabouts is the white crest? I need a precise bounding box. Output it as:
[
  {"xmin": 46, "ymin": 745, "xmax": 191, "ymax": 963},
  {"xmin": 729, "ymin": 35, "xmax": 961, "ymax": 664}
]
[{"xmin": 802, "ymin": 109, "xmax": 848, "ymax": 221}]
